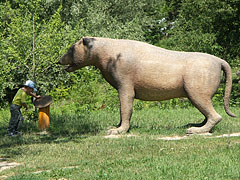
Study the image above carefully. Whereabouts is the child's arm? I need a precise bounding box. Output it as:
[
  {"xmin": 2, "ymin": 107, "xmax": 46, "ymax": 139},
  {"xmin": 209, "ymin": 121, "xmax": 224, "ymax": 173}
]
[
  {"xmin": 21, "ymin": 103, "xmax": 28, "ymax": 110},
  {"xmin": 28, "ymin": 91, "xmax": 41, "ymax": 99}
]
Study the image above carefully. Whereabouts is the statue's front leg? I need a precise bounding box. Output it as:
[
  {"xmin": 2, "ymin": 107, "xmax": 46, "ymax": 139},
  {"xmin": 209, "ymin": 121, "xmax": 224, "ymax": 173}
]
[{"xmin": 107, "ymin": 87, "xmax": 134, "ymax": 135}]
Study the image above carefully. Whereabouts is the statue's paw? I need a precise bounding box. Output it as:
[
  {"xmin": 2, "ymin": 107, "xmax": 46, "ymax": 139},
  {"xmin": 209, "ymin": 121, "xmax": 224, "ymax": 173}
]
[
  {"xmin": 107, "ymin": 127, "xmax": 127, "ymax": 135},
  {"xmin": 186, "ymin": 127, "xmax": 209, "ymax": 135},
  {"xmin": 107, "ymin": 129, "xmax": 120, "ymax": 135},
  {"xmin": 107, "ymin": 126, "xmax": 117, "ymax": 130}
]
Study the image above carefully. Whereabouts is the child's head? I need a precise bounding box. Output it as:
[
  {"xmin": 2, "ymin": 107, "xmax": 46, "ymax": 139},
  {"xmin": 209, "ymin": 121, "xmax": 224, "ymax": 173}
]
[
  {"xmin": 24, "ymin": 86, "xmax": 34, "ymax": 93},
  {"xmin": 23, "ymin": 80, "xmax": 37, "ymax": 92}
]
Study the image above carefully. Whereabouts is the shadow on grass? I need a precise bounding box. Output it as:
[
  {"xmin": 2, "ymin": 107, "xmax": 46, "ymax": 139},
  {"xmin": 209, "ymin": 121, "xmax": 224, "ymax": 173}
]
[
  {"xmin": 48, "ymin": 112, "xmax": 102, "ymax": 136},
  {"xmin": 0, "ymin": 112, "xmax": 102, "ymax": 151}
]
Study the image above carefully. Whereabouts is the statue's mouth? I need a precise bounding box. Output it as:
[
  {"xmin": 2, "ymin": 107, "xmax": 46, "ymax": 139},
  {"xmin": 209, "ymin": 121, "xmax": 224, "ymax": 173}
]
[
  {"xmin": 64, "ymin": 64, "xmax": 73, "ymax": 71},
  {"xmin": 64, "ymin": 63, "xmax": 78, "ymax": 72}
]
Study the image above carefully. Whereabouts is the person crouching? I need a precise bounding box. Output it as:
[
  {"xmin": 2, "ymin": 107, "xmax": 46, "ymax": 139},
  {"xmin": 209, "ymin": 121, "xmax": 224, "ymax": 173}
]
[{"xmin": 7, "ymin": 80, "xmax": 41, "ymax": 136}]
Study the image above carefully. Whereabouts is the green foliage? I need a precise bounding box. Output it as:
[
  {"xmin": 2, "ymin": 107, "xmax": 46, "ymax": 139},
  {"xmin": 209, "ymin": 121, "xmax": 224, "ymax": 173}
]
[
  {"xmin": 0, "ymin": 1, "xmax": 73, "ymax": 105},
  {"xmin": 65, "ymin": 68, "xmax": 120, "ymax": 112},
  {"xmin": 156, "ymin": 0, "xmax": 240, "ymax": 63},
  {"xmin": 155, "ymin": 0, "xmax": 240, "ymax": 107},
  {"xmin": 0, "ymin": 0, "xmax": 162, "ymax": 106},
  {"xmin": 0, "ymin": 0, "xmax": 239, "ymax": 109}
]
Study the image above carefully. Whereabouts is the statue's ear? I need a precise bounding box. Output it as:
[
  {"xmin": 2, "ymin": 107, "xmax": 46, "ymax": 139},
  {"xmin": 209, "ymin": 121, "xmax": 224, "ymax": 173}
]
[
  {"xmin": 82, "ymin": 37, "xmax": 96, "ymax": 48},
  {"xmin": 83, "ymin": 38, "xmax": 90, "ymax": 46}
]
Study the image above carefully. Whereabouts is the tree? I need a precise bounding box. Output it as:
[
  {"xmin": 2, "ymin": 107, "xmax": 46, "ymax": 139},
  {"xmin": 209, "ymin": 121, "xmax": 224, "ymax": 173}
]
[
  {"xmin": 0, "ymin": 1, "xmax": 74, "ymax": 104},
  {"xmin": 156, "ymin": 0, "xmax": 240, "ymax": 66},
  {"xmin": 0, "ymin": 0, "xmax": 165, "ymax": 105}
]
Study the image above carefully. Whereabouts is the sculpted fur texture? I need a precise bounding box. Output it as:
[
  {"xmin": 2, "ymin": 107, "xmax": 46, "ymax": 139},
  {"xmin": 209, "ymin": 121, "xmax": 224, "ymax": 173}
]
[{"xmin": 58, "ymin": 37, "xmax": 236, "ymax": 135}]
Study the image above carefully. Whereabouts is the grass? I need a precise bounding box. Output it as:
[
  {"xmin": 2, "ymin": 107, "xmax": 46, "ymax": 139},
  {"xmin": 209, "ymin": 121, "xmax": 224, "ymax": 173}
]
[{"xmin": 0, "ymin": 103, "xmax": 240, "ymax": 179}]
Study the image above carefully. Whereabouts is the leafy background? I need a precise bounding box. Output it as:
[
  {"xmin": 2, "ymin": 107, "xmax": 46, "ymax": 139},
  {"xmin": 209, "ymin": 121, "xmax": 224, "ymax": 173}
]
[{"xmin": 0, "ymin": 0, "xmax": 239, "ymax": 109}]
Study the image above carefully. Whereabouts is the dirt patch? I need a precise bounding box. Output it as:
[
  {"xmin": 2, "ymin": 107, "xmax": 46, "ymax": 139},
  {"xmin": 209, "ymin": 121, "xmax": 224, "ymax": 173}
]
[
  {"xmin": 33, "ymin": 165, "xmax": 80, "ymax": 175},
  {"xmin": 215, "ymin": 132, "xmax": 240, "ymax": 138},
  {"xmin": 0, "ymin": 158, "xmax": 21, "ymax": 174},
  {"xmin": 103, "ymin": 132, "xmax": 240, "ymax": 140},
  {"xmin": 158, "ymin": 132, "xmax": 240, "ymax": 141},
  {"xmin": 104, "ymin": 134, "xmax": 137, "ymax": 139}
]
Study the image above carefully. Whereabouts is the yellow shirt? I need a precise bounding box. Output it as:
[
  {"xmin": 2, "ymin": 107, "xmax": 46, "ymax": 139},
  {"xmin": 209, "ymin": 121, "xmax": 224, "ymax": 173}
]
[{"xmin": 12, "ymin": 88, "xmax": 27, "ymax": 106}]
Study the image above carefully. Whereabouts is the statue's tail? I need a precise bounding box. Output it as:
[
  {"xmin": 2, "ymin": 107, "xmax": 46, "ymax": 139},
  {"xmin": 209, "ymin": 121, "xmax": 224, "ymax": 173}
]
[{"xmin": 221, "ymin": 60, "xmax": 237, "ymax": 117}]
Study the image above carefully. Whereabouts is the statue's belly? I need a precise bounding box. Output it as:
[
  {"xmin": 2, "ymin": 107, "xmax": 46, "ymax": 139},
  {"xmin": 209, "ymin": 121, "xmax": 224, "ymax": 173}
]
[{"xmin": 134, "ymin": 86, "xmax": 187, "ymax": 101}]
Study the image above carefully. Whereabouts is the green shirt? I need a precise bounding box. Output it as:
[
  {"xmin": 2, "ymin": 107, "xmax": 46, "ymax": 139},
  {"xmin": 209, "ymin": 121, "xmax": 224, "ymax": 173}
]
[{"xmin": 12, "ymin": 88, "xmax": 27, "ymax": 106}]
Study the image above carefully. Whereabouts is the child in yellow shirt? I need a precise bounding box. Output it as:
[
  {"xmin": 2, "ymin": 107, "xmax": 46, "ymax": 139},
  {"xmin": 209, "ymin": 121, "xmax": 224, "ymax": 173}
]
[{"xmin": 8, "ymin": 80, "xmax": 40, "ymax": 136}]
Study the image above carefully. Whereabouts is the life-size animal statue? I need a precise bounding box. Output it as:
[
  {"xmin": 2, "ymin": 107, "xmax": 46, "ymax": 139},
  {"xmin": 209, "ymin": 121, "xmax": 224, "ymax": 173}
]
[{"xmin": 58, "ymin": 37, "xmax": 236, "ymax": 135}]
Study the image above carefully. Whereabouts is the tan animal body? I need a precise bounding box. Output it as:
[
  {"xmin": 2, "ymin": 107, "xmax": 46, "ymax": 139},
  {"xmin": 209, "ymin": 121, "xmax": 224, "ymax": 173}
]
[{"xmin": 58, "ymin": 37, "xmax": 236, "ymax": 135}]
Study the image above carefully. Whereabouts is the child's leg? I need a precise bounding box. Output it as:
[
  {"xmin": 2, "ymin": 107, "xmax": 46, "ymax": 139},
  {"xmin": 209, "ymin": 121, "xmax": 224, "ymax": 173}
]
[
  {"xmin": 16, "ymin": 110, "xmax": 23, "ymax": 132},
  {"xmin": 8, "ymin": 104, "xmax": 22, "ymax": 134}
]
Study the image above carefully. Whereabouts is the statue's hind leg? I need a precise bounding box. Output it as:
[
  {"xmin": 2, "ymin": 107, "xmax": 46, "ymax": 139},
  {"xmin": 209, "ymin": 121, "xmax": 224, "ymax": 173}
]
[
  {"xmin": 185, "ymin": 117, "xmax": 207, "ymax": 128},
  {"xmin": 188, "ymin": 104, "xmax": 221, "ymax": 134},
  {"xmin": 183, "ymin": 66, "xmax": 222, "ymax": 134},
  {"xmin": 184, "ymin": 81, "xmax": 222, "ymax": 134}
]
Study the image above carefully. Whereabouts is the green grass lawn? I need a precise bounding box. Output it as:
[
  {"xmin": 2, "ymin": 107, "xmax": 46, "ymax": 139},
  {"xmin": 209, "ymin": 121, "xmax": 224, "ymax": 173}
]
[{"xmin": 0, "ymin": 104, "xmax": 239, "ymax": 179}]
